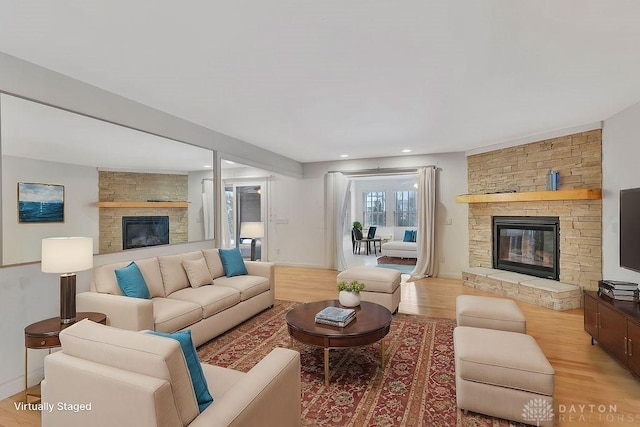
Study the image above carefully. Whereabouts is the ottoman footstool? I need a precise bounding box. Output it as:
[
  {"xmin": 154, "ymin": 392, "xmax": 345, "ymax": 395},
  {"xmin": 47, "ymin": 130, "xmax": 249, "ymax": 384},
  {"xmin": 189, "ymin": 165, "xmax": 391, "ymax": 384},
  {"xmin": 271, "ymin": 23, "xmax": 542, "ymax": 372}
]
[
  {"xmin": 456, "ymin": 295, "xmax": 526, "ymax": 333},
  {"xmin": 337, "ymin": 266, "xmax": 401, "ymax": 313},
  {"xmin": 454, "ymin": 326, "xmax": 555, "ymax": 427}
]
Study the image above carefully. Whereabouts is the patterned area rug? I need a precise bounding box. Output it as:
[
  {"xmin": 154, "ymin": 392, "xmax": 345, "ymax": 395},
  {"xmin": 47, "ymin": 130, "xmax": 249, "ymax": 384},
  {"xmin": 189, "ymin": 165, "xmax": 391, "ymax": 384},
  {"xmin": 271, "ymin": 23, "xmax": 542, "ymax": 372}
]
[
  {"xmin": 377, "ymin": 256, "xmax": 417, "ymax": 266},
  {"xmin": 198, "ymin": 301, "xmax": 523, "ymax": 427}
]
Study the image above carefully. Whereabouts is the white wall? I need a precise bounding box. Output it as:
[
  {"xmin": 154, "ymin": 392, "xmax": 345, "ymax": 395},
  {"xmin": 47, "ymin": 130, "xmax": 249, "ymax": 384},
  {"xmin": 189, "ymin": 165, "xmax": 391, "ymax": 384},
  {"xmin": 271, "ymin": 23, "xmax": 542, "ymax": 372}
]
[
  {"xmin": 436, "ymin": 155, "xmax": 470, "ymax": 277},
  {"xmin": 266, "ymin": 173, "xmax": 327, "ymax": 268},
  {"xmin": 187, "ymin": 170, "xmax": 212, "ymax": 242},
  {"xmin": 283, "ymin": 152, "xmax": 470, "ymax": 277},
  {"xmin": 602, "ymin": 100, "xmax": 640, "ymax": 283},
  {"xmin": 2, "ymin": 156, "xmax": 99, "ymax": 264},
  {"xmin": 0, "ymin": 261, "xmax": 60, "ymax": 400}
]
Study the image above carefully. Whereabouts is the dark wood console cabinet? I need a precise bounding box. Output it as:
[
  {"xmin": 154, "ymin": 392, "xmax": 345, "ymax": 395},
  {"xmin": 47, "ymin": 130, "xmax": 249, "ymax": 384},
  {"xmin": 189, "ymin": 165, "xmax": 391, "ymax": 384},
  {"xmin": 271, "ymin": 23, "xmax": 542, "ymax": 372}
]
[{"xmin": 584, "ymin": 290, "xmax": 640, "ymax": 377}]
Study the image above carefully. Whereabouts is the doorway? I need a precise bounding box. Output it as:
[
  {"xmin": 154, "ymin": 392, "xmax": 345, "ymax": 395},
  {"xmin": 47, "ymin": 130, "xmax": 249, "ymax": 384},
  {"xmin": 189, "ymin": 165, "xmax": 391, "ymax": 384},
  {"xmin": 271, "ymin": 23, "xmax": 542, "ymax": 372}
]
[
  {"xmin": 343, "ymin": 174, "xmax": 418, "ymax": 269},
  {"xmin": 224, "ymin": 183, "xmax": 266, "ymax": 260}
]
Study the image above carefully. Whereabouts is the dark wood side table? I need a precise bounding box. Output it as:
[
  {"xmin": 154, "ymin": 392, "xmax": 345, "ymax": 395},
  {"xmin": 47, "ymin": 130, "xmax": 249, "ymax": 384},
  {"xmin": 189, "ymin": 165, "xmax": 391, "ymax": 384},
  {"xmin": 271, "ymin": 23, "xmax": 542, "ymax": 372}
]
[{"xmin": 24, "ymin": 312, "xmax": 107, "ymax": 402}]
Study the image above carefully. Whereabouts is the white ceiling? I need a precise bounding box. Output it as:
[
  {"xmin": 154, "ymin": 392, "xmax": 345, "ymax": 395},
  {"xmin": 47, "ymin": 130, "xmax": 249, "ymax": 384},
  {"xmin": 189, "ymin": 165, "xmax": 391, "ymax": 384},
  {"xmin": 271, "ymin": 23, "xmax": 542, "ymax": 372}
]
[{"xmin": 1, "ymin": 1, "xmax": 640, "ymax": 163}]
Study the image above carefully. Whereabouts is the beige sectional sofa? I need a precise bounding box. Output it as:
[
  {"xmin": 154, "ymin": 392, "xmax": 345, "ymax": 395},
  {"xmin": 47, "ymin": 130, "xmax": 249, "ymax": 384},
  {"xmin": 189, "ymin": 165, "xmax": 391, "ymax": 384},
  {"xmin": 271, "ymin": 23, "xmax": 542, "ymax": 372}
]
[
  {"xmin": 42, "ymin": 319, "xmax": 301, "ymax": 427},
  {"xmin": 77, "ymin": 249, "xmax": 274, "ymax": 346}
]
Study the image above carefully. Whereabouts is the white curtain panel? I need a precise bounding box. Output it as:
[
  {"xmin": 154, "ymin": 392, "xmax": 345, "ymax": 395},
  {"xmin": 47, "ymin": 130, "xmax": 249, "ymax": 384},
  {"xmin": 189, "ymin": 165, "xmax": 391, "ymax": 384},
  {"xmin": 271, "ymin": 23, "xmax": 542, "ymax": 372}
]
[
  {"xmin": 411, "ymin": 166, "xmax": 437, "ymax": 279},
  {"xmin": 325, "ymin": 172, "xmax": 351, "ymax": 271},
  {"xmin": 339, "ymin": 177, "xmax": 352, "ymax": 270}
]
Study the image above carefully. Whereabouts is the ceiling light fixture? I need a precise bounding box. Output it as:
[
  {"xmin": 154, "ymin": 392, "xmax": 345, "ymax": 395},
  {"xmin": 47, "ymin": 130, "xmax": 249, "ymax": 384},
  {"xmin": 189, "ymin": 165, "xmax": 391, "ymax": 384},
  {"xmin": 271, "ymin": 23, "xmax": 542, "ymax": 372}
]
[
  {"xmin": 402, "ymin": 149, "xmax": 412, "ymax": 153},
  {"xmin": 340, "ymin": 154, "xmax": 349, "ymax": 158}
]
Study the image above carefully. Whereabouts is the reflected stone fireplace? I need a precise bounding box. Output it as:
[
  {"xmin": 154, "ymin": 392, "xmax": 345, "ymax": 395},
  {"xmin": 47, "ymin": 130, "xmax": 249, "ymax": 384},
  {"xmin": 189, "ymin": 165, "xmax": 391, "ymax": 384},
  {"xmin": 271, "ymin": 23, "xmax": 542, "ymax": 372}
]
[
  {"xmin": 492, "ymin": 216, "xmax": 560, "ymax": 280},
  {"xmin": 122, "ymin": 216, "xmax": 170, "ymax": 250}
]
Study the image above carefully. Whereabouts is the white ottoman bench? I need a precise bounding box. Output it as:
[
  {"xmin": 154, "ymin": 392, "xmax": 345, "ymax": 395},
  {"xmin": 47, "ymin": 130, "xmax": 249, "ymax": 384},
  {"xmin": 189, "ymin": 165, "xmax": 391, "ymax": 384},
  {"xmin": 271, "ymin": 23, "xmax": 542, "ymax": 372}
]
[
  {"xmin": 337, "ymin": 266, "xmax": 401, "ymax": 313},
  {"xmin": 456, "ymin": 295, "xmax": 526, "ymax": 333},
  {"xmin": 454, "ymin": 326, "xmax": 555, "ymax": 427}
]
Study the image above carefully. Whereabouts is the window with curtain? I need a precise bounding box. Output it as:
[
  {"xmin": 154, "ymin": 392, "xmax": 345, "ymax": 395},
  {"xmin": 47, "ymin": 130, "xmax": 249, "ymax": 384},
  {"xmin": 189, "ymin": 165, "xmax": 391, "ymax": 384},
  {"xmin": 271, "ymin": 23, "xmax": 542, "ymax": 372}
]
[
  {"xmin": 394, "ymin": 190, "xmax": 417, "ymax": 226},
  {"xmin": 363, "ymin": 191, "xmax": 386, "ymax": 226}
]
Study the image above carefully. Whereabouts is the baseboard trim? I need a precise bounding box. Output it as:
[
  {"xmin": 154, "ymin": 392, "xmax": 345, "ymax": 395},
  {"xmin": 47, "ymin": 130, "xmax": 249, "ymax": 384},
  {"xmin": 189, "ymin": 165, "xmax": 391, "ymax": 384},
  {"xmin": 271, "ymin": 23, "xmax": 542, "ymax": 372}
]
[
  {"xmin": 0, "ymin": 366, "xmax": 43, "ymax": 401},
  {"xmin": 437, "ymin": 272, "xmax": 464, "ymax": 279},
  {"xmin": 274, "ymin": 261, "xmax": 331, "ymax": 269}
]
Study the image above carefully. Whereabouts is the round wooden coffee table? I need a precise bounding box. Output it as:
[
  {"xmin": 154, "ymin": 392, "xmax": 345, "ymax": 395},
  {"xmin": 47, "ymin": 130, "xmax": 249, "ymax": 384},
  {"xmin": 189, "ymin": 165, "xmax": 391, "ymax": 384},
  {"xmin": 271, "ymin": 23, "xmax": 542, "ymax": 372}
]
[{"xmin": 285, "ymin": 300, "xmax": 392, "ymax": 385}]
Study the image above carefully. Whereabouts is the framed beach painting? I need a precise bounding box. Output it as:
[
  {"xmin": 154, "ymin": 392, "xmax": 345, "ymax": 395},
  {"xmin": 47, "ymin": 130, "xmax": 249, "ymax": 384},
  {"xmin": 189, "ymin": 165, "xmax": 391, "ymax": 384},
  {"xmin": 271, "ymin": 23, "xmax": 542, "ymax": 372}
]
[{"xmin": 18, "ymin": 182, "xmax": 65, "ymax": 223}]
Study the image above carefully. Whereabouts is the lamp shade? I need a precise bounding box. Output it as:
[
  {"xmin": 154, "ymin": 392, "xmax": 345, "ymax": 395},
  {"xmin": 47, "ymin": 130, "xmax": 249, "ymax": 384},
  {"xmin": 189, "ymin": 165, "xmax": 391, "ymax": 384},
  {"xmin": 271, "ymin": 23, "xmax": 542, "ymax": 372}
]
[
  {"xmin": 240, "ymin": 222, "xmax": 264, "ymax": 239},
  {"xmin": 42, "ymin": 237, "xmax": 94, "ymax": 273}
]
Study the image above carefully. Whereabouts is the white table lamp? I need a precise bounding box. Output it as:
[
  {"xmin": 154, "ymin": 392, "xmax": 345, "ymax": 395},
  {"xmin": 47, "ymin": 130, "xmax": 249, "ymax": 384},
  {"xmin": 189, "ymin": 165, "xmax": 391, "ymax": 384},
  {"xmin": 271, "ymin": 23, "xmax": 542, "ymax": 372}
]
[{"xmin": 42, "ymin": 237, "xmax": 94, "ymax": 324}]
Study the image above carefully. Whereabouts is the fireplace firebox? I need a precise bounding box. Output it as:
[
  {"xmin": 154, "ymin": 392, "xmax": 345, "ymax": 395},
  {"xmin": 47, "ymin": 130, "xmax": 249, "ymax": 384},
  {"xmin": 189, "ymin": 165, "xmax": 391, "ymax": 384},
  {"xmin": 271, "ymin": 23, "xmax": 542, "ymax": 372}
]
[
  {"xmin": 492, "ymin": 216, "xmax": 559, "ymax": 280},
  {"xmin": 122, "ymin": 216, "xmax": 169, "ymax": 250}
]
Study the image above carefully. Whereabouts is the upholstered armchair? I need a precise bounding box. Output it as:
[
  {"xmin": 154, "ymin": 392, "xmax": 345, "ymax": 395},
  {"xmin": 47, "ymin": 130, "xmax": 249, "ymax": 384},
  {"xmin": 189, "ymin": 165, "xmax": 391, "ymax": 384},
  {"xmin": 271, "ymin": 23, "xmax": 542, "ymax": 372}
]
[{"xmin": 41, "ymin": 319, "xmax": 301, "ymax": 427}]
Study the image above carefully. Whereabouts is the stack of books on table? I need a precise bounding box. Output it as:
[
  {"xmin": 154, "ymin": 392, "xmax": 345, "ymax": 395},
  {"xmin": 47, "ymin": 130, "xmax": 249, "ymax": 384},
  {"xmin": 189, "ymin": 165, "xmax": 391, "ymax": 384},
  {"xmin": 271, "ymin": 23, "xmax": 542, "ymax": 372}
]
[
  {"xmin": 598, "ymin": 280, "xmax": 639, "ymax": 302},
  {"xmin": 315, "ymin": 306, "xmax": 356, "ymax": 327}
]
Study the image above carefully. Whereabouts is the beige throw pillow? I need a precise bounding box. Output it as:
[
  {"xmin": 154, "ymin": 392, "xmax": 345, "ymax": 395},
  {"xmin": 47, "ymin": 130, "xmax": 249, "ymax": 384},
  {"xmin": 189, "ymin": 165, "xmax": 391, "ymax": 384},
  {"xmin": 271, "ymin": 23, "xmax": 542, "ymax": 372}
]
[{"xmin": 182, "ymin": 257, "xmax": 213, "ymax": 288}]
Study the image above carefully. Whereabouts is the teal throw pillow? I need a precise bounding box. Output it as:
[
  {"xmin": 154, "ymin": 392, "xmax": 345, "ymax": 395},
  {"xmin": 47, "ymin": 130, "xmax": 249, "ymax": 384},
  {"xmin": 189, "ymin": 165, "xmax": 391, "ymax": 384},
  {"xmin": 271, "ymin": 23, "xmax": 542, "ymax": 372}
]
[
  {"xmin": 218, "ymin": 248, "xmax": 248, "ymax": 277},
  {"xmin": 114, "ymin": 262, "xmax": 151, "ymax": 299},
  {"xmin": 411, "ymin": 230, "xmax": 417, "ymax": 242},
  {"xmin": 403, "ymin": 230, "xmax": 413, "ymax": 242},
  {"xmin": 147, "ymin": 330, "xmax": 213, "ymax": 413}
]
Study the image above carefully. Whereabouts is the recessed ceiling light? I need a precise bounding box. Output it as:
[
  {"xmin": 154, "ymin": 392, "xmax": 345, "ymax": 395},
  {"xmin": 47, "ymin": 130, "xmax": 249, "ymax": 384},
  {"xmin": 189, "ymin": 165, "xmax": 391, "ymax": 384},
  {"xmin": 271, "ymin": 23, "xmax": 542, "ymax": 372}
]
[
  {"xmin": 224, "ymin": 160, "xmax": 236, "ymax": 164},
  {"xmin": 340, "ymin": 154, "xmax": 349, "ymax": 158},
  {"xmin": 402, "ymin": 149, "xmax": 412, "ymax": 153},
  {"xmin": 204, "ymin": 164, "xmax": 212, "ymax": 168}
]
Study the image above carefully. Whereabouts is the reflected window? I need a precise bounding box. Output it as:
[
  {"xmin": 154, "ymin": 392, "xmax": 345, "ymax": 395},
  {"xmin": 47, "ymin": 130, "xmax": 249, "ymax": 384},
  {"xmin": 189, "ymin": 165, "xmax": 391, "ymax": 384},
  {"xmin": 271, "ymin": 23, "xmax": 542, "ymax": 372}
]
[
  {"xmin": 394, "ymin": 190, "xmax": 417, "ymax": 226},
  {"xmin": 363, "ymin": 191, "xmax": 386, "ymax": 226}
]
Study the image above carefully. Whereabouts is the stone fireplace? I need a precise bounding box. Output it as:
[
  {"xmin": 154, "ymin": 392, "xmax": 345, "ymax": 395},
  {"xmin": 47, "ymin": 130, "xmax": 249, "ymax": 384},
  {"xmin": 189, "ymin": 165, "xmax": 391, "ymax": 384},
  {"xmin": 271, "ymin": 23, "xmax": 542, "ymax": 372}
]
[
  {"xmin": 493, "ymin": 216, "xmax": 559, "ymax": 280},
  {"xmin": 98, "ymin": 171, "xmax": 188, "ymax": 254},
  {"xmin": 465, "ymin": 129, "xmax": 603, "ymax": 292}
]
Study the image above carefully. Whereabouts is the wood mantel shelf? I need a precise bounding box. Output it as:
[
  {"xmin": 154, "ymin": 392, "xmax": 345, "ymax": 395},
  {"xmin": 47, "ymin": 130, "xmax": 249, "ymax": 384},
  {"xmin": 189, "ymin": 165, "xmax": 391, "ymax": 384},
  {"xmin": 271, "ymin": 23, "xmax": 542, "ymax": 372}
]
[
  {"xmin": 96, "ymin": 201, "xmax": 189, "ymax": 208},
  {"xmin": 455, "ymin": 188, "xmax": 602, "ymax": 204}
]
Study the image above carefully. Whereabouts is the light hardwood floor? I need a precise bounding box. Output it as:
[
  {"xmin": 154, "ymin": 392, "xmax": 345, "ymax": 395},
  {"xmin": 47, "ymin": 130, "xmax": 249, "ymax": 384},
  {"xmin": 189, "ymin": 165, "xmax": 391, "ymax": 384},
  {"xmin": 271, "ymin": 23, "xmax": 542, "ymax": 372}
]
[{"xmin": 3, "ymin": 265, "xmax": 640, "ymax": 426}]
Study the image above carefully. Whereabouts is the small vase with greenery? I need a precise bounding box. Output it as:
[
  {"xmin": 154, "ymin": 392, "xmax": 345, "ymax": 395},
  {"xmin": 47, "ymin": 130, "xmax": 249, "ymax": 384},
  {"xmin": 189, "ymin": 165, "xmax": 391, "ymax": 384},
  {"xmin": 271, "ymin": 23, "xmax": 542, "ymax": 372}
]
[
  {"xmin": 352, "ymin": 221, "xmax": 363, "ymax": 231},
  {"xmin": 337, "ymin": 280, "xmax": 366, "ymax": 293},
  {"xmin": 337, "ymin": 280, "xmax": 366, "ymax": 307}
]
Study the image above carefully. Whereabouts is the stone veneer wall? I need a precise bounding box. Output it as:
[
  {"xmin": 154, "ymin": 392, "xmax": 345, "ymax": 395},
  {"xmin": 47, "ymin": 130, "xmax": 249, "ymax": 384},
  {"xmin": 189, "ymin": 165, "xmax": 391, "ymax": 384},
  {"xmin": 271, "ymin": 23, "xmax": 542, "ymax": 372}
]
[
  {"xmin": 99, "ymin": 171, "xmax": 188, "ymax": 254},
  {"xmin": 467, "ymin": 130, "xmax": 602, "ymax": 291}
]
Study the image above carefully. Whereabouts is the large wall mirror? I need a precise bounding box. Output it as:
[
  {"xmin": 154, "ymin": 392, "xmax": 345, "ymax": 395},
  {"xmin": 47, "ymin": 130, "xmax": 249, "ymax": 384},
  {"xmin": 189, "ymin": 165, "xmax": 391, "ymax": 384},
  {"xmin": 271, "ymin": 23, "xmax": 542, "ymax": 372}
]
[{"xmin": 0, "ymin": 93, "xmax": 215, "ymax": 266}]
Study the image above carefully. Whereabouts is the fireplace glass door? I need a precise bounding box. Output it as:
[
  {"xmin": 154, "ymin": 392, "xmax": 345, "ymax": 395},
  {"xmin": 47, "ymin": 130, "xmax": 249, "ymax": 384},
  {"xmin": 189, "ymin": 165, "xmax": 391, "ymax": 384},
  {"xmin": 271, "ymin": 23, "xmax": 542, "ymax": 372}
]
[
  {"xmin": 493, "ymin": 216, "xmax": 559, "ymax": 280},
  {"xmin": 122, "ymin": 216, "xmax": 170, "ymax": 250}
]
